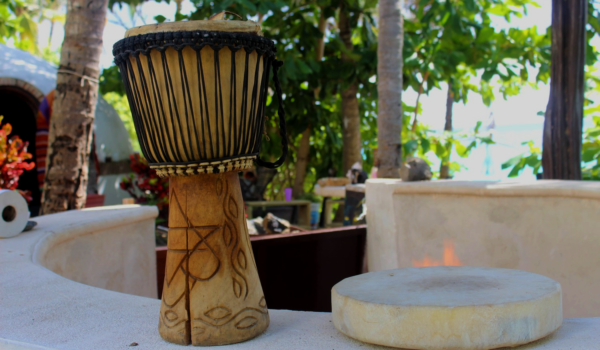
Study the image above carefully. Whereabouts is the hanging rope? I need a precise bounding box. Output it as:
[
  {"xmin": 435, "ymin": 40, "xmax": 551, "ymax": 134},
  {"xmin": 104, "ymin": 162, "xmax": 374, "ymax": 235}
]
[
  {"xmin": 256, "ymin": 59, "xmax": 288, "ymax": 169},
  {"xmin": 57, "ymin": 69, "xmax": 99, "ymax": 87}
]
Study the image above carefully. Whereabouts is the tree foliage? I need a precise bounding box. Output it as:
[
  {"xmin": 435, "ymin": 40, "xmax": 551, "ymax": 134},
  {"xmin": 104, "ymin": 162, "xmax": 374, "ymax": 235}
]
[
  {"xmin": 105, "ymin": 0, "xmax": 381, "ymax": 198},
  {"xmin": 402, "ymin": 0, "xmax": 550, "ymax": 178},
  {"xmin": 0, "ymin": 0, "xmax": 64, "ymax": 54},
  {"xmin": 0, "ymin": 116, "xmax": 36, "ymax": 201},
  {"xmin": 501, "ymin": 2, "xmax": 600, "ymax": 180},
  {"xmin": 97, "ymin": 0, "xmax": 600, "ymax": 191},
  {"xmin": 502, "ymin": 68, "xmax": 600, "ymax": 180}
]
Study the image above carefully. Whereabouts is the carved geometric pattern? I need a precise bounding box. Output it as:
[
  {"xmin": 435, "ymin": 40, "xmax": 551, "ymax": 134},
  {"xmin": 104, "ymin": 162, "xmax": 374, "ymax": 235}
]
[
  {"xmin": 194, "ymin": 306, "xmax": 267, "ymax": 329},
  {"xmin": 160, "ymin": 187, "xmax": 224, "ymax": 336},
  {"xmin": 220, "ymin": 177, "xmax": 250, "ymax": 300},
  {"xmin": 159, "ymin": 174, "xmax": 269, "ymax": 345}
]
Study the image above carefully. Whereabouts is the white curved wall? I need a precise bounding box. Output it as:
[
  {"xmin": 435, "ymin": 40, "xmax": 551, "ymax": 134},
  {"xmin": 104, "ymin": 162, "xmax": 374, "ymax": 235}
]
[{"xmin": 34, "ymin": 206, "xmax": 158, "ymax": 298}]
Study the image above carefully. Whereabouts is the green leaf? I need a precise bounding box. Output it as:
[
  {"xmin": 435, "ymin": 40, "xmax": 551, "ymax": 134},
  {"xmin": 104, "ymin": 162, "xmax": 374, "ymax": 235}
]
[
  {"xmin": 464, "ymin": 0, "xmax": 476, "ymax": 12},
  {"xmin": 501, "ymin": 154, "xmax": 524, "ymax": 169},
  {"xmin": 525, "ymin": 155, "xmax": 541, "ymax": 168},
  {"xmin": 481, "ymin": 69, "xmax": 496, "ymax": 81},
  {"xmin": 238, "ymin": 0, "xmax": 257, "ymax": 12},
  {"xmin": 420, "ymin": 137, "xmax": 431, "ymax": 153},
  {"xmin": 454, "ymin": 141, "xmax": 467, "ymax": 157},
  {"xmin": 507, "ymin": 162, "xmax": 524, "ymax": 177},
  {"xmin": 582, "ymin": 148, "xmax": 600, "ymax": 162},
  {"xmin": 404, "ymin": 139, "xmax": 419, "ymax": 154}
]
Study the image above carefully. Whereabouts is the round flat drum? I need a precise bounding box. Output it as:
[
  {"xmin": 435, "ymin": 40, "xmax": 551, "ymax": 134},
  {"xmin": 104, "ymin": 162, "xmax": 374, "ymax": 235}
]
[{"xmin": 332, "ymin": 267, "xmax": 562, "ymax": 350}]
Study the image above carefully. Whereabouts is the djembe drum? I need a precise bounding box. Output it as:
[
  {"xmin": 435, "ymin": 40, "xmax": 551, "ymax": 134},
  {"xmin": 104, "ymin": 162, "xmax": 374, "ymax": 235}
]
[{"xmin": 113, "ymin": 18, "xmax": 287, "ymax": 346}]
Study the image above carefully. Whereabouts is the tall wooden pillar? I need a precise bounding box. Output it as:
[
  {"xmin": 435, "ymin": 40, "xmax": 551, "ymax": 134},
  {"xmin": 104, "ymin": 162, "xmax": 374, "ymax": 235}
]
[{"xmin": 542, "ymin": 0, "xmax": 587, "ymax": 179}]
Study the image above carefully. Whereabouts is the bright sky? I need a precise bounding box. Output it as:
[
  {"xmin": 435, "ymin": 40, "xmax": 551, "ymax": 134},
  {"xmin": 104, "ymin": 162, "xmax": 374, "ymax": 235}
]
[{"xmin": 34, "ymin": 1, "xmax": 598, "ymax": 181}]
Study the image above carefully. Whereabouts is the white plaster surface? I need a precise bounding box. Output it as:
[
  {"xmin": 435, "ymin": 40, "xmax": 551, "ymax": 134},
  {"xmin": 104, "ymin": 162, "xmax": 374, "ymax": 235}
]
[
  {"xmin": 332, "ymin": 267, "xmax": 562, "ymax": 350},
  {"xmin": 366, "ymin": 179, "xmax": 600, "ymax": 318},
  {"xmin": 366, "ymin": 179, "xmax": 402, "ymax": 271},
  {"xmin": 1, "ymin": 202, "xmax": 600, "ymax": 349},
  {"xmin": 0, "ymin": 43, "xmax": 57, "ymax": 94}
]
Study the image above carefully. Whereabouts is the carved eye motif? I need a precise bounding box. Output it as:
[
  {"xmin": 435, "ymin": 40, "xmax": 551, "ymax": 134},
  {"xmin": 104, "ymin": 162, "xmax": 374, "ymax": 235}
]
[
  {"xmin": 229, "ymin": 198, "xmax": 239, "ymax": 218},
  {"xmin": 259, "ymin": 296, "xmax": 267, "ymax": 308},
  {"xmin": 235, "ymin": 316, "xmax": 258, "ymax": 330},
  {"xmin": 205, "ymin": 307, "xmax": 232, "ymax": 321},
  {"xmin": 238, "ymin": 250, "xmax": 247, "ymax": 270},
  {"xmin": 165, "ymin": 310, "xmax": 178, "ymax": 322},
  {"xmin": 233, "ymin": 278, "xmax": 243, "ymax": 298}
]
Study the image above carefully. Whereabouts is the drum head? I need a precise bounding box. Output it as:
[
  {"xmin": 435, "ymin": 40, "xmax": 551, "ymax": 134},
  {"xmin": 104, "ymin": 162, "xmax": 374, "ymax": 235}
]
[{"xmin": 125, "ymin": 20, "xmax": 262, "ymax": 38}]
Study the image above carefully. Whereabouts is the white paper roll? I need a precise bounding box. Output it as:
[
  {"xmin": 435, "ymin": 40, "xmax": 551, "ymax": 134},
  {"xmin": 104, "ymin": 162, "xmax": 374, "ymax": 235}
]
[{"xmin": 0, "ymin": 190, "xmax": 30, "ymax": 238}]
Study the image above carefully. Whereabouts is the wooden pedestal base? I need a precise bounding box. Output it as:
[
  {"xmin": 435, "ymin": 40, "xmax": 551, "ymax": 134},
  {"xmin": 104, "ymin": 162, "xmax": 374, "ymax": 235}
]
[{"xmin": 159, "ymin": 172, "xmax": 269, "ymax": 346}]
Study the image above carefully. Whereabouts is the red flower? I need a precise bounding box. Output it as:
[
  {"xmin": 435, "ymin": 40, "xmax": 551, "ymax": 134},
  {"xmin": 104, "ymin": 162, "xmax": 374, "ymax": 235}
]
[
  {"xmin": 0, "ymin": 116, "xmax": 35, "ymax": 201},
  {"xmin": 119, "ymin": 153, "xmax": 169, "ymax": 209}
]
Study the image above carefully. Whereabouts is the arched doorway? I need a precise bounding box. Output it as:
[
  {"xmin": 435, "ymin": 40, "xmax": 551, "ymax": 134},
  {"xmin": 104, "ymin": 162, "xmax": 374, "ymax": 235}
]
[{"xmin": 0, "ymin": 85, "xmax": 42, "ymax": 216}]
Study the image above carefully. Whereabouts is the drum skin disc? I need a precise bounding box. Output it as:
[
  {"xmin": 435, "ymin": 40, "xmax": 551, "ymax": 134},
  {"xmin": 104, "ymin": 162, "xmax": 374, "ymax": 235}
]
[{"xmin": 332, "ymin": 266, "xmax": 562, "ymax": 350}]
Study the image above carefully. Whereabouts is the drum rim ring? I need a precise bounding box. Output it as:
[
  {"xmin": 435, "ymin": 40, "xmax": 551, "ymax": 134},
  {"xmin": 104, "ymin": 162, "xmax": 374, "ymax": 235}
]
[{"xmin": 113, "ymin": 30, "xmax": 277, "ymax": 65}]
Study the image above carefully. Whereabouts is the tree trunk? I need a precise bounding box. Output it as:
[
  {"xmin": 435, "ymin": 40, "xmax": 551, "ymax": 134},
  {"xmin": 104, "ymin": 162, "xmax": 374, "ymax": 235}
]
[
  {"xmin": 339, "ymin": 6, "xmax": 362, "ymax": 173},
  {"xmin": 411, "ymin": 71, "xmax": 428, "ymax": 132},
  {"xmin": 292, "ymin": 128, "xmax": 311, "ymax": 197},
  {"xmin": 377, "ymin": 0, "xmax": 403, "ymax": 178},
  {"xmin": 41, "ymin": 0, "xmax": 108, "ymax": 214},
  {"xmin": 439, "ymin": 83, "xmax": 454, "ymax": 179},
  {"xmin": 175, "ymin": 0, "xmax": 182, "ymax": 17},
  {"xmin": 292, "ymin": 10, "xmax": 327, "ymax": 198},
  {"xmin": 542, "ymin": 0, "xmax": 586, "ymax": 180}
]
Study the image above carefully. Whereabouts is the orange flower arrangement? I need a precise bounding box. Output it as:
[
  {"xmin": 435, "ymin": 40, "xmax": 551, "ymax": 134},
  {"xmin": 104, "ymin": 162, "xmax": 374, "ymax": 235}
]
[{"xmin": 0, "ymin": 116, "xmax": 35, "ymax": 201}]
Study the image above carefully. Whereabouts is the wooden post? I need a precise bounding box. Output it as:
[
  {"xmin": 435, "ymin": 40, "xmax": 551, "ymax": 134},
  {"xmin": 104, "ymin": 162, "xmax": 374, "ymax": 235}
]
[
  {"xmin": 377, "ymin": 0, "xmax": 403, "ymax": 178},
  {"xmin": 159, "ymin": 172, "xmax": 269, "ymax": 345},
  {"xmin": 41, "ymin": 0, "xmax": 109, "ymax": 214},
  {"xmin": 542, "ymin": 0, "xmax": 587, "ymax": 180}
]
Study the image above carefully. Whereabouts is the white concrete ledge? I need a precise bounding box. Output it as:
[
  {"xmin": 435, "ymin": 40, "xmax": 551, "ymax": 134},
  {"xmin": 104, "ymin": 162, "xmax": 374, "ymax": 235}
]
[
  {"xmin": 391, "ymin": 179, "xmax": 600, "ymax": 199},
  {"xmin": 1, "ymin": 204, "xmax": 599, "ymax": 349}
]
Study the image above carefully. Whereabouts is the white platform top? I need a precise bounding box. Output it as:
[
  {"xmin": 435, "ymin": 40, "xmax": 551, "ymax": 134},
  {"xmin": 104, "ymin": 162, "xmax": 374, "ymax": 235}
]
[
  {"xmin": 335, "ymin": 266, "xmax": 561, "ymax": 307},
  {"xmin": 367, "ymin": 178, "xmax": 600, "ymax": 200},
  {"xmin": 1, "ymin": 205, "xmax": 599, "ymax": 349},
  {"xmin": 314, "ymin": 184, "xmax": 346, "ymax": 198}
]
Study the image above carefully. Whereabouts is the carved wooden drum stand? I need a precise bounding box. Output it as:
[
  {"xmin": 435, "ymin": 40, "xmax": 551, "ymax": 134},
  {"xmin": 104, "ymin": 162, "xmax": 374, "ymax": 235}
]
[{"xmin": 113, "ymin": 19, "xmax": 287, "ymax": 346}]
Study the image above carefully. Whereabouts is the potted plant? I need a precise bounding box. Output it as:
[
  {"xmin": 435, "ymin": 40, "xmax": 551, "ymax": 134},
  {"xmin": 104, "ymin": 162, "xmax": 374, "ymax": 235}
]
[
  {"xmin": 119, "ymin": 154, "xmax": 169, "ymax": 244},
  {"xmin": 0, "ymin": 116, "xmax": 35, "ymax": 201}
]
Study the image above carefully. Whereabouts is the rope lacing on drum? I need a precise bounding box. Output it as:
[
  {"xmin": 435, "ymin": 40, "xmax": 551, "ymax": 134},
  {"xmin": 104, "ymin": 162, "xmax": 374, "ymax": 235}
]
[{"xmin": 113, "ymin": 30, "xmax": 288, "ymax": 172}]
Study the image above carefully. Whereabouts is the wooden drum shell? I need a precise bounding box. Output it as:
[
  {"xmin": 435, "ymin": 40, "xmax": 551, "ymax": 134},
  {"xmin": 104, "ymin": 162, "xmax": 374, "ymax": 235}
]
[{"xmin": 113, "ymin": 28, "xmax": 276, "ymax": 176}]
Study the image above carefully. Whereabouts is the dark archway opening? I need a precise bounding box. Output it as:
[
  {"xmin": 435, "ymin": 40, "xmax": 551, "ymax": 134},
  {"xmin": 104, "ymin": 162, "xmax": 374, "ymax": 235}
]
[{"xmin": 0, "ymin": 86, "xmax": 41, "ymax": 216}]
